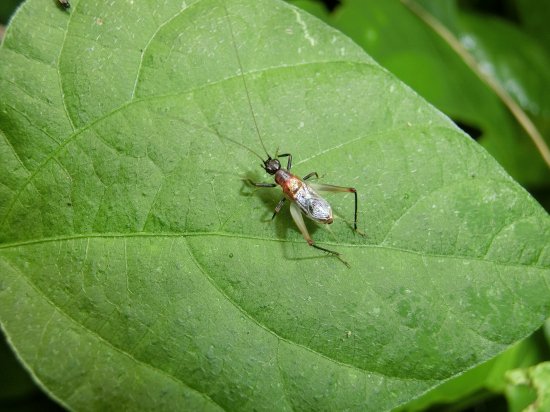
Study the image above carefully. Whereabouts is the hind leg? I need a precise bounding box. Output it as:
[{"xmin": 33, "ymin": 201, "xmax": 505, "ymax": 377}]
[
  {"xmin": 309, "ymin": 183, "xmax": 358, "ymax": 230},
  {"xmin": 289, "ymin": 203, "xmax": 349, "ymax": 267}
]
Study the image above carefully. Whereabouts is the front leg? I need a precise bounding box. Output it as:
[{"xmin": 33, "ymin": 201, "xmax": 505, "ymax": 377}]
[{"xmin": 277, "ymin": 153, "xmax": 292, "ymax": 170}]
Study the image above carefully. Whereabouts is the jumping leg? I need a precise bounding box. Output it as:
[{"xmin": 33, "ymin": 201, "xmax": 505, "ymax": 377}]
[
  {"xmin": 309, "ymin": 183, "xmax": 358, "ymax": 230},
  {"xmin": 289, "ymin": 203, "xmax": 350, "ymax": 267}
]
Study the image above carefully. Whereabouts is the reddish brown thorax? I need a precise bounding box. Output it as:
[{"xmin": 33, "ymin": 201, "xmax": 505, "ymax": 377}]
[{"xmin": 275, "ymin": 169, "xmax": 304, "ymax": 200}]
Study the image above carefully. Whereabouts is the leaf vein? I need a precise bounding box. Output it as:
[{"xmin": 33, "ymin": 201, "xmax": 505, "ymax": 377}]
[
  {"xmin": 130, "ymin": 1, "xmax": 203, "ymax": 99},
  {"xmin": 56, "ymin": 0, "xmax": 77, "ymax": 131}
]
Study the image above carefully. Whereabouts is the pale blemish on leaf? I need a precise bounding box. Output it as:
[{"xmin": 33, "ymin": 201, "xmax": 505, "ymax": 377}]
[{"xmin": 293, "ymin": 8, "xmax": 316, "ymax": 47}]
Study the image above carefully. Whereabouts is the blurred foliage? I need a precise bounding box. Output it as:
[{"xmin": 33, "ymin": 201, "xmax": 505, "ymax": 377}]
[
  {"xmin": 506, "ymin": 360, "xmax": 550, "ymax": 412},
  {"xmin": 0, "ymin": 0, "xmax": 22, "ymax": 24}
]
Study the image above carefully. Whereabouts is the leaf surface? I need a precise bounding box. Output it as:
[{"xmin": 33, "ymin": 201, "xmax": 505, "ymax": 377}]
[{"xmin": 0, "ymin": 0, "xmax": 549, "ymax": 410}]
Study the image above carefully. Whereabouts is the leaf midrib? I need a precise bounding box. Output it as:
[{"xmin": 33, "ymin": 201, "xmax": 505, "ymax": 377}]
[{"xmin": 0, "ymin": 230, "xmax": 546, "ymax": 270}]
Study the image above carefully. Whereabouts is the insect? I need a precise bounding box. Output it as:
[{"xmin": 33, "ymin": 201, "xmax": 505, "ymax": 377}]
[
  {"xmin": 221, "ymin": 5, "xmax": 359, "ymax": 266},
  {"xmin": 247, "ymin": 151, "xmax": 358, "ymax": 266},
  {"xmin": 58, "ymin": 0, "xmax": 70, "ymax": 10}
]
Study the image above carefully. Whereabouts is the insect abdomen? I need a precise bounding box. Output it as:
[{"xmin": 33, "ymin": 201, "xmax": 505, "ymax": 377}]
[{"xmin": 304, "ymin": 197, "xmax": 333, "ymax": 223}]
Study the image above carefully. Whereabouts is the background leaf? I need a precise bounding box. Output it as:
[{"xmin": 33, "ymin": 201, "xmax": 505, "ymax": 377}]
[
  {"xmin": 506, "ymin": 362, "xmax": 550, "ymax": 412},
  {"xmin": 399, "ymin": 330, "xmax": 550, "ymax": 411},
  {"xmin": 511, "ymin": 0, "xmax": 550, "ymax": 57},
  {"xmin": 328, "ymin": 0, "xmax": 550, "ymax": 191},
  {"xmin": 0, "ymin": 0, "xmax": 21, "ymax": 25},
  {"xmin": 0, "ymin": 0, "xmax": 549, "ymax": 410}
]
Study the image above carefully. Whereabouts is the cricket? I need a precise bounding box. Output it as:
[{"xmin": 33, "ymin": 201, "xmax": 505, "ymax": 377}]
[
  {"xmin": 222, "ymin": 5, "xmax": 359, "ymax": 266},
  {"xmin": 246, "ymin": 148, "xmax": 358, "ymax": 266}
]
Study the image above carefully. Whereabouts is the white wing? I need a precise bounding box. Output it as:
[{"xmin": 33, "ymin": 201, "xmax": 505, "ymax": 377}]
[{"xmin": 294, "ymin": 183, "xmax": 333, "ymax": 224}]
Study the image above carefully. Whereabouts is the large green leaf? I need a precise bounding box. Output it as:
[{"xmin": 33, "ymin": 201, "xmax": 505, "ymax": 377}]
[{"xmin": 0, "ymin": 0, "xmax": 549, "ymax": 410}]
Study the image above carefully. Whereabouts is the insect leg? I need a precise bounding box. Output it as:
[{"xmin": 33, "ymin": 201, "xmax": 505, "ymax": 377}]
[
  {"xmin": 289, "ymin": 203, "xmax": 349, "ymax": 267},
  {"xmin": 309, "ymin": 183, "xmax": 358, "ymax": 230},
  {"xmin": 302, "ymin": 172, "xmax": 319, "ymax": 181},
  {"xmin": 272, "ymin": 197, "xmax": 286, "ymax": 220},
  {"xmin": 277, "ymin": 153, "xmax": 292, "ymax": 170},
  {"xmin": 247, "ymin": 179, "xmax": 277, "ymax": 188}
]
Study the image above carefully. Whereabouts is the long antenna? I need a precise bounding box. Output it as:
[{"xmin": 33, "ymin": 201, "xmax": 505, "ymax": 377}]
[
  {"xmin": 222, "ymin": 3, "xmax": 271, "ymax": 159},
  {"xmin": 179, "ymin": 118, "xmax": 266, "ymax": 163},
  {"xmin": 213, "ymin": 127, "xmax": 266, "ymax": 162}
]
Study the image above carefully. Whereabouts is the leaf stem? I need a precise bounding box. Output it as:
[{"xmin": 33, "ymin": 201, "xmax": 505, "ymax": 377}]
[{"xmin": 401, "ymin": 0, "xmax": 550, "ymax": 168}]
